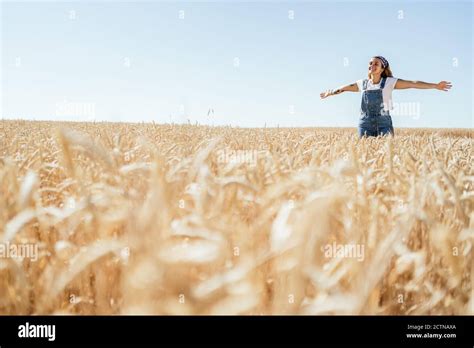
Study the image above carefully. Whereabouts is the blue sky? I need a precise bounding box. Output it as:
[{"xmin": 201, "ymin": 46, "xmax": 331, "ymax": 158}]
[{"xmin": 1, "ymin": 0, "xmax": 472, "ymax": 128}]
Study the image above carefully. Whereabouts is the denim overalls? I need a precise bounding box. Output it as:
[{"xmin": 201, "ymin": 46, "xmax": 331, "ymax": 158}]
[{"xmin": 358, "ymin": 77, "xmax": 394, "ymax": 138}]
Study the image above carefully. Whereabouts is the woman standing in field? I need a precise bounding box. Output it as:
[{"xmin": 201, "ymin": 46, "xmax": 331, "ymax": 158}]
[{"xmin": 320, "ymin": 56, "xmax": 452, "ymax": 138}]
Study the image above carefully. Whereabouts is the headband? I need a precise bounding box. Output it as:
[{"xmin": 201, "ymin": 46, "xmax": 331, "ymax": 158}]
[{"xmin": 374, "ymin": 56, "xmax": 389, "ymax": 68}]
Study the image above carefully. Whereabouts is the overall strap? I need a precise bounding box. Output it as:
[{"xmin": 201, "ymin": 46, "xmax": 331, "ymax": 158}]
[
  {"xmin": 362, "ymin": 79, "xmax": 368, "ymax": 91},
  {"xmin": 380, "ymin": 77, "xmax": 387, "ymax": 89}
]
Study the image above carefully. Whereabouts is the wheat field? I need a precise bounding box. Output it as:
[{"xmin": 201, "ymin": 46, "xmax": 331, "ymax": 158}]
[{"xmin": 0, "ymin": 120, "xmax": 472, "ymax": 315}]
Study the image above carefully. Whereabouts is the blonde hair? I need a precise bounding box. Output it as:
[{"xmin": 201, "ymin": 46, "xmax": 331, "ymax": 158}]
[
  {"xmin": 381, "ymin": 66, "xmax": 393, "ymax": 78},
  {"xmin": 368, "ymin": 57, "xmax": 393, "ymax": 78}
]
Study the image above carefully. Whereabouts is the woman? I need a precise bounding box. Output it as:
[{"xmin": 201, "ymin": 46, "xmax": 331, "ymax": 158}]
[{"xmin": 320, "ymin": 56, "xmax": 452, "ymax": 137}]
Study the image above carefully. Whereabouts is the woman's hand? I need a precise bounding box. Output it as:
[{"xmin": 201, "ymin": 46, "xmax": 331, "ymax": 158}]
[
  {"xmin": 395, "ymin": 79, "xmax": 452, "ymax": 91},
  {"xmin": 436, "ymin": 81, "xmax": 452, "ymax": 91},
  {"xmin": 320, "ymin": 83, "xmax": 358, "ymax": 99},
  {"xmin": 320, "ymin": 89, "xmax": 334, "ymax": 99}
]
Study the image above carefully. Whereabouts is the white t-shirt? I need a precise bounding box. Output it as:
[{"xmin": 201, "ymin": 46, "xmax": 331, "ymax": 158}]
[{"xmin": 356, "ymin": 77, "xmax": 398, "ymax": 111}]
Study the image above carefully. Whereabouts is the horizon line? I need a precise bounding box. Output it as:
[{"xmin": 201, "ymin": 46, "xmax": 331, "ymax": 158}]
[{"xmin": 1, "ymin": 118, "xmax": 472, "ymax": 131}]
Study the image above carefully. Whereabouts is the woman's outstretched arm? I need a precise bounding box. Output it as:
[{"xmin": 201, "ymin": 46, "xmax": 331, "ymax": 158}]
[
  {"xmin": 320, "ymin": 82, "xmax": 359, "ymax": 99},
  {"xmin": 395, "ymin": 79, "xmax": 452, "ymax": 91}
]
